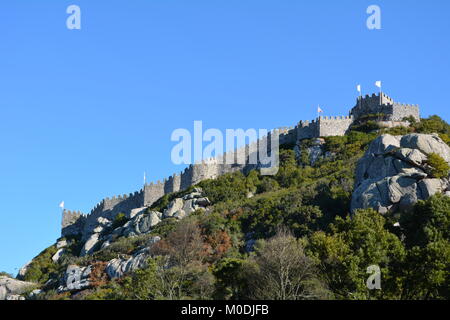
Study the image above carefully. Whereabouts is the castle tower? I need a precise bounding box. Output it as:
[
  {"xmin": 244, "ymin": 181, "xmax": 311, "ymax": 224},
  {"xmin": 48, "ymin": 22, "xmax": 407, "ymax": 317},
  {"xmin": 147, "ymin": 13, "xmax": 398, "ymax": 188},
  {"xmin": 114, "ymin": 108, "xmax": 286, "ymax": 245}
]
[{"xmin": 350, "ymin": 93, "xmax": 420, "ymax": 122}]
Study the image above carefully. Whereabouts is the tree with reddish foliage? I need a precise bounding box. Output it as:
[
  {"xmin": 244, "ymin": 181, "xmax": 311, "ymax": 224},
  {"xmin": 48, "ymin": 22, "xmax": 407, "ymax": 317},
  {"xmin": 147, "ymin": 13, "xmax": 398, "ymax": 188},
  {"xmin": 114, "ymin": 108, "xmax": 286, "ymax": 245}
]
[
  {"xmin": 89, "ymin": 261, "xmax": 109, "ymax": 288},
  {"xmin": 205, "ymin": 230, "xmax": 232, "ymax": 261}
]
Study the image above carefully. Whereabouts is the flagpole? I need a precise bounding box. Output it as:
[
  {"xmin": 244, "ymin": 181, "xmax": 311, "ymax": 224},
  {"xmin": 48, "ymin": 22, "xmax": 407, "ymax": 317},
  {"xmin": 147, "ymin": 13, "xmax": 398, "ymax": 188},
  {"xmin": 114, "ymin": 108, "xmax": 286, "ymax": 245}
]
[
  {"xmin": 357, "ymin": 85, "xmax": 362, "ymax": 109},
  {"xmin": 59, "ymin": 201, "xmax": 65, "ymax": 220},
  {"xmin": 379, "ymin": 83, "xmax": 382, "ymax": 106}
]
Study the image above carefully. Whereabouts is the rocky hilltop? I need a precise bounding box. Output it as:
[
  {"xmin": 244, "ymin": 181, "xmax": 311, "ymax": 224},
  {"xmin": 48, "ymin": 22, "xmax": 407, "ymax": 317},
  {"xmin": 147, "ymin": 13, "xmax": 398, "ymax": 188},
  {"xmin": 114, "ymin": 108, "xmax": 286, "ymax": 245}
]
[{"xmin": 2, "ymin": 111, "xmax": 449, "ymax": 301}]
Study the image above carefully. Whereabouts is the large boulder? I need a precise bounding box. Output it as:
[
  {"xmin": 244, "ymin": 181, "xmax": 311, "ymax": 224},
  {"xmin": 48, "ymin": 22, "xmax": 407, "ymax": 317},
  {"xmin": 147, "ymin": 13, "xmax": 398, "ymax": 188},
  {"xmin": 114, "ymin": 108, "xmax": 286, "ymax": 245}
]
[
  {"xmin": 163, "ymin": 190, "xmax": 211, "ymax": 219},
  {"xmin": 0, "ymin": 276, "xmax": 36, "ymax": 300},
  {"xmin": 78, "ymin": 189, "xmax": 211, "ymax": 257},
  {"xmin": 17, "ymin": 261, "xmax": 31, "ymax": 280},
  {"xmin": 128, "ymin": 207, "xmax": 147, "ymax": 220},
  {"xmin": 57, "ymin": 265, "xmax": 92, "ymax": 292},
  {"xmin": 106, "ymin": 250, "xmax": 149, "ymax": 279},
  {"xmin": 80, "ymin": 233, "xmax": 101, "ymax": 257},
  {"xmin": 52, "ymin": 248, "xmax": 65, "ymax": 263},
  {"xmin": 105, "ymin": 237, "xmax": 160, "ymax": 279},
  {"xmin": 122, "ymin": 211, "xmax": 162, "ymax": 237},
  {"xmin": 400, "ymin": 134, "xmax": 450, "ymax": 162},
  {"xmin": 163, "ymin": 198, "xmax": 184, "ymax": 218},
  {"xmin": 352, "ymin": 134, "xmax": 450, "ymax": 213},
  {"xmin": 56, "ymin": 239, "xmax": 67, "ymax": 249}
]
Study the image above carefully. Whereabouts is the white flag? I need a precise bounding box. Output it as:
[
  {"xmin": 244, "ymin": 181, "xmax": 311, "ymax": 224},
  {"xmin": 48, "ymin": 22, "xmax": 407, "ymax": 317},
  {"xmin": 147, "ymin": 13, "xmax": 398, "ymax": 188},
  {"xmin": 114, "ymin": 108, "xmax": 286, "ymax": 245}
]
[
  {"xmin": 317, "ymin": 106, "xmax": 323, "ymax": 113},
  {"xmin": 59, "ymin": 201, "xmax": 65, "ymax": 209},
  {"xmin": 357, "ymin": 84, "xmax": 361, "ymax": 93},
  {"xmin": 375, "ymin": 81, "xmax": 382, "ymax": 88},
  {"xmin": 144, "ymin": 172, "xmax": 146, "ymax": 184}
]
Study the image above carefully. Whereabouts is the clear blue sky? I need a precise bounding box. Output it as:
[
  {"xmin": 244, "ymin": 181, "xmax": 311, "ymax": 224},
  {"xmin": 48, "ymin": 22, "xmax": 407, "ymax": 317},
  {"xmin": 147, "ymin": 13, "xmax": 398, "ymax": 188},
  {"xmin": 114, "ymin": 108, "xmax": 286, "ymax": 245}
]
[{"xmin": 1, "ymin": 0, "xmax": 449, "ymax": 275}]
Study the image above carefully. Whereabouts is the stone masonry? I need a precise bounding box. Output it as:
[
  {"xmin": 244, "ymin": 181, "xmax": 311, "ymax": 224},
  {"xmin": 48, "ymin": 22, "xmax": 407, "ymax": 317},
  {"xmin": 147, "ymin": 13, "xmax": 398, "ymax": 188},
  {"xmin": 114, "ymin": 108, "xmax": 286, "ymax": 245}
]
[{"xmin": 62, "ymin": 92, "xmax": 420, "ymax": 237}]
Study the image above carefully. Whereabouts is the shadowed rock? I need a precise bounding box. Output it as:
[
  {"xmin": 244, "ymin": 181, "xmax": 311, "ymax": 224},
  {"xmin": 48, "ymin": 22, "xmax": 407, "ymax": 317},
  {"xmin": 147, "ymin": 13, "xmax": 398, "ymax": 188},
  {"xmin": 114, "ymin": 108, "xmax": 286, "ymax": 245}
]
[{"xmin": 352, "ymin": 134, "xmax": 450, "ymax": 213}]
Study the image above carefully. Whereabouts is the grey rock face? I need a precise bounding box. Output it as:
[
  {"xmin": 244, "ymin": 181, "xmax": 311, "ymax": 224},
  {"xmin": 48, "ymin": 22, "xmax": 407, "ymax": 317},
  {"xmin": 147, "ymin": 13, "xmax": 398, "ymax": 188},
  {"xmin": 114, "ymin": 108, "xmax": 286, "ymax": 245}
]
[
  {"xmin": 76, "ymin": 189, "xmax": 211, "ymax": 257},
  {"xmin": 0, "ymin": 276, "xmax": 36, "ymax": 300},
  {"xmin": 295, "ymin": 138, "xmax": 334, "ymax": 166},
  {"xmin": 106, "ymin": 251, "xmax": 149, "ymax": 279},
  {"xmin": 400, "ymin": 134, "xmax": 450, "ymax": 162},
  {"xmin": 17, "ymin": 261, "xmax": 31, "ymax": 279},
  {"xmin": 418, "ymin": 179, "xmax": 446, "ymax": 198},
  {"xmin": 307, "ymin": 138, "xmax": 327, "ymax": 165},
  {"xmin": 52, "ymin": 248, "xmax": 65, "ymax": 263},
  {"xmin": 163, "ymin": 190, "xmax": 210, "ymax": 219},
  {"xmin": 351, "ymin": 134, "xmax": 450, "ymax": 213},
  {"xmin": 123, "ymin": 211, "xmax": 162, "ymax": 237},
  {"xmin": 58, "ymin": 265, "xmax": 92, "ymax": 292},
  {"xmin": 163, "ymin": 198, "xmax": 184, "ymax": 218},
  {"xmin": 105, "ymin": 238, "xmax": 160, "ymax": 279},
  {"xmin": 29, "ymin": 289, "xmax": 42, "ymax": 298},
  {"xmin": 80, "ymin": 233, "xmax": 101, "ymax": 257},
  {"xmin": 128, "ymin": 207, "xmax": 147, "ymax": 219},
  {"xmin": 196, "ymin": 197, "xmax": 211, "ymax": 207},
  {"xmin": 56, "ymin": 239, "xmax": 67, "ymax": 249}
]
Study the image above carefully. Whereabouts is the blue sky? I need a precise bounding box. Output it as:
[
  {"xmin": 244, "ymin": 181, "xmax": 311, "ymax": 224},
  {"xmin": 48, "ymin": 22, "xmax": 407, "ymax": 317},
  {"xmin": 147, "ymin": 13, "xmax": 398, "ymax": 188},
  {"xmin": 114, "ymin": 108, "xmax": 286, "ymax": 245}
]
[{"xmin": 1, "ymin": 0, "xmax": 449, "ymax": 275}]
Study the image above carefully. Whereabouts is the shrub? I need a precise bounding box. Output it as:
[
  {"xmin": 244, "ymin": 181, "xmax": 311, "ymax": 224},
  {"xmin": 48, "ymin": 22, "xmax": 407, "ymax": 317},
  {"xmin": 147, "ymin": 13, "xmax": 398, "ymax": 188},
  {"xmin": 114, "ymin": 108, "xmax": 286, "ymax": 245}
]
[
  {"xmin": 112, "ymin": 213, "xmax": 128, "ymax": 229},
  {"xmin": 23, "ymin": 245, "xmax": 61, "ymax": 284},
  {"xmin": 414, "ymin": 115, "xmax": 450, "ymax": 135},
  {"xmin": 0, "ymin": 271, "xmax": 12, "ymax": 278},
  {"xmin": 426, "ymin": 153, "xmax": 450, "ymax": 178}
]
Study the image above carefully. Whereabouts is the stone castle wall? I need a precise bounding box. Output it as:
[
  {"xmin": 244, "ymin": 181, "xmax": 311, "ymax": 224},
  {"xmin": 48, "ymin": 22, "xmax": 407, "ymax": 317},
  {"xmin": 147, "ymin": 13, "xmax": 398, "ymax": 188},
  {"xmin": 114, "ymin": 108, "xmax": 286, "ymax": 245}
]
[
  {"xmin": 295, "ymin": 116, "xmax": 353, "ymax": 140},
  {"xmin": 61, "ymin": 210, "xmax": 86, "ymax": 237},
  {"xmin": 318, "ymin": 116, "xmax": 354, "ymax": 137},
  {"xmin": 350, "ymin": 93, "xmax": 420, "ymax": 122},
  {"xmin": 62, "ymin": 92, "xmax": 421, "ymax": 237},
  {"xmin": 391, "ymin": 103, "xmax": 420, "ymax": 122},
  {"xmin": 62, "ymin": 144, "xmax": 252, "ymax": 237}
]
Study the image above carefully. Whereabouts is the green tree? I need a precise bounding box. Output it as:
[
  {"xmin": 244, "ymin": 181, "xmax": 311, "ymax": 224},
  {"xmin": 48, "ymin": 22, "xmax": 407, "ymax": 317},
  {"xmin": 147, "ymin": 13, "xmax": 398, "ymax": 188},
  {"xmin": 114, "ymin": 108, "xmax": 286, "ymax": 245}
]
[
  {"xmin": 212, "ymin": 258, "xmax": 251, "ymax": 299},
  {"xmin": 307, "ymin": 209, "xmax": 406, "ymax": 299},
  {"xmin": 400, "ymin": 195, "xmax": 450, "ymax": 299}
]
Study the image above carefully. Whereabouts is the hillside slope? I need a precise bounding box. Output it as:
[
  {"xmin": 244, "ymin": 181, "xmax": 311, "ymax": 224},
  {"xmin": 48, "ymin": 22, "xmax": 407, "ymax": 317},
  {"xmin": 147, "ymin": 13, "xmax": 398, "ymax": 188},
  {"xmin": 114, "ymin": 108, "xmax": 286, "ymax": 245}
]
[{"xmin": 3, "ymin": 116, "xmax": 450, "ymax": 300}]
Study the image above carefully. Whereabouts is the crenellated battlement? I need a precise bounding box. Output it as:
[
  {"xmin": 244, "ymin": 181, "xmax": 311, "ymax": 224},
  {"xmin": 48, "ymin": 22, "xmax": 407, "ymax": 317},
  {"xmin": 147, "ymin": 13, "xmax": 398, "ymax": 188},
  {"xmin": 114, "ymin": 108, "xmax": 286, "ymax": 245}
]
[
  {"xmin": 351, "ymin": 92, "xmax": 420, "ymax": 122},
  {"xmin": 61, "ymin": 209, "xmax": 87, "ymax": 237},
  {"xmin": 62, "ymin": 92, "xmax": 421, "ymax": 238}
]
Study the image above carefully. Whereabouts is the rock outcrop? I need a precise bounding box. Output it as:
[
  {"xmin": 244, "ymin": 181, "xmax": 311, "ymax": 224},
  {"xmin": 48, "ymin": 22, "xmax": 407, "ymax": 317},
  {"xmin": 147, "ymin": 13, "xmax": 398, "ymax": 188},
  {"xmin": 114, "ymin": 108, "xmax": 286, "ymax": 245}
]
[
  {"xmin": 351, "ymin": 134, "xmax": 450, "ymax": 213},
  {"xmin": 17, "ymin": 261, "xmax": 31, "ymax": 280},
  {"xmin": 295, "ymin": 138, "xmax": 334, "ymax": 166},
  {"xmin": 57, "ymin": 265, "xmax": 92, "ymax": 292},
  {"xmin": 163, "ymin": 188, "xmax": 210, "ymax": 219},
  {"xmin": 105, "ymin": 237, "xmax": 160, "ymax": 279},
  {"xmin": 122, "ymin": 211, "xmax": 162, "ymax": 238},
  {"xmin": 0, "ymin": 276, "xmax": 36, "ymax": 300},
  {"xmin": 52, "ymin": 248, "xmax": 65, "ymax": 263},
  {"xmin": 78, "ymin": 188, "xmax": 211, "ymax": 256}
]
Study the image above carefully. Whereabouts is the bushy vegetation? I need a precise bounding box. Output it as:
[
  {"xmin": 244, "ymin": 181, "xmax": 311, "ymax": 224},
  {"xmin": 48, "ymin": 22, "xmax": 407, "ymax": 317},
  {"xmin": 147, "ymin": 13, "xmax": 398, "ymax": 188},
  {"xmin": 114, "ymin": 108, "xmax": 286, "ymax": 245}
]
[
  {"xmin": 384, "ymin": 115, "xmax": 450, "ymax": 146},
  {"xmin": 22, "ymin": 245, "xmax": 61, "ymax": 284},
  {"xmin": 28, "ymin": 116, "xmax": 450, "ymax": 300},
  {"xmin": 426, "ymin": 153, "xmax": 450, "ymax": 178},
  {"xmin": 111, "ymin": 213, "xmax": 128, "ymax": 229}
]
